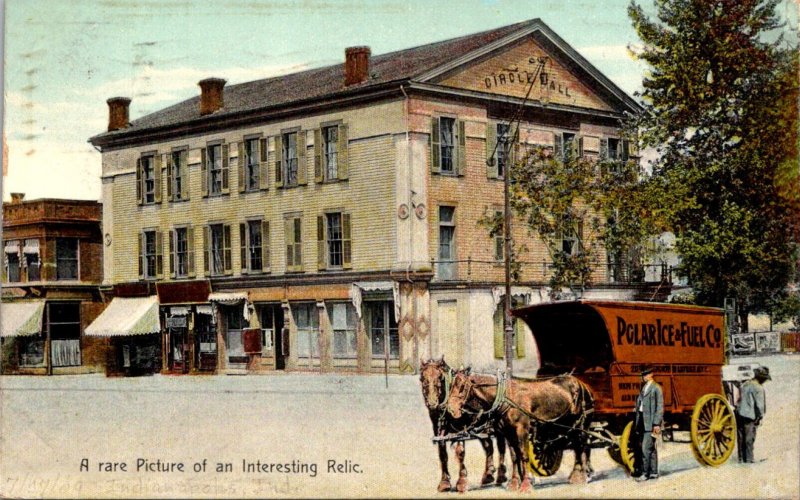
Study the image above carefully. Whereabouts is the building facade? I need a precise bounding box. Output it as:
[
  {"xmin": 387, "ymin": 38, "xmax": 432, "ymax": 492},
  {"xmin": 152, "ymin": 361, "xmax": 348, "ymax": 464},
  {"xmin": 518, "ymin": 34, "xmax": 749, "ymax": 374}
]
[
  {"xmin": 1, "ymin": 195, "xmax": 108, "ymax": 374},
  {"xmin": 88, "ymin": 19, "xmax": 658, "ymax": 376}
]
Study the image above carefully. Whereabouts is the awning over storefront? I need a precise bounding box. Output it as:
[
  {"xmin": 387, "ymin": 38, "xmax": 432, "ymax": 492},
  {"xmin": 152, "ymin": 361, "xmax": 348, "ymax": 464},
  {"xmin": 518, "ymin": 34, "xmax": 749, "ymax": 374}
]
[
  {"xmin": 156, "ymin": 280, "xmax": 211, "ymax": 305},
  {"xmin": 85, "ymin": 296, "xmax": 160, "ymax": 337},
  {"xmin": 208, "ymin": 291, "xmax": 252, "ymax": 321},
  {"xmin": 1, "ymin": 301, "xmax": 45, "ymax": 337},
  {"xmin": 350, "ymin": 281, "xmax": 400, "ymax": 321}
]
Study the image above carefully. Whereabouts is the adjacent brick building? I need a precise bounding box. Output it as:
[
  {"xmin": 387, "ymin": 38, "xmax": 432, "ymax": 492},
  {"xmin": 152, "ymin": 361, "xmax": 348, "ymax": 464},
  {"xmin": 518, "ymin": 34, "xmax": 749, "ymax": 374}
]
[
  {"xmin": 87, "ymin": 18, "xmax": 656, "ymax": 376},
  {"xmin": 1, "ymin": 195, "xmax": 108, "ymax": 374}
]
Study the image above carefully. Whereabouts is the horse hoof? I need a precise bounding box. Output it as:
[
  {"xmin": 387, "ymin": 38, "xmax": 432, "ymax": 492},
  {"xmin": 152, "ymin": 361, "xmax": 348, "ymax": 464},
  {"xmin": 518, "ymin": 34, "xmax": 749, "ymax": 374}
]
[
  {"xmin": 496, "ymin": 469, "xmax": 508, "ymax": 485},
  {"xmin": 480, "ymin": 473, "xmax": 494, "ymax": 486},
  {"xmin": 507, "ymin": 479, "xmax": 520, "ymax": 491},
  {"xmin": 456, "ymin": 478, "xmax": 468, "ymax": 493},
  {"xmin": 520, "ymin": 479, "xmax": 532, "ymax": 493},
  {"xmin": 568, "ymin": 471, "xmax": 587, "ymax": 484},
  {"xmin": 437, "ymin": 480, "xmax": 452, "ymax": 492}
]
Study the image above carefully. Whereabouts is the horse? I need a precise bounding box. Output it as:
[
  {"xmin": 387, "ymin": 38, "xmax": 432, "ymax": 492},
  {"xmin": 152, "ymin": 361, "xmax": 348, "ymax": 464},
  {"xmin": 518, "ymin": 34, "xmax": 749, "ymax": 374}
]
[
  {"xmin": 419, "ymin": 357, "xmax": 508, "ymax": 492},
  {"xmin": 445, "ymin": 369, "xmax": 594, "ymax": 492}
]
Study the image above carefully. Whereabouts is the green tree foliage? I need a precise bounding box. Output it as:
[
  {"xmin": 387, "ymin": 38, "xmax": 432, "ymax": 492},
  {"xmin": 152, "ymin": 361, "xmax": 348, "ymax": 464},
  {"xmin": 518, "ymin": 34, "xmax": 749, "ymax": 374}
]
[{"xmin": 629, "ymin": 0, "xmax": 799, "ymax": 330}]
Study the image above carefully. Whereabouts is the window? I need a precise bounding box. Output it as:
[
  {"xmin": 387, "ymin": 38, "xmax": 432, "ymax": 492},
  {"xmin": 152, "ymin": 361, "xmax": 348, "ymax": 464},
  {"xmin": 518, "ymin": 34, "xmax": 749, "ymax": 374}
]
[
  {"xmin": 323, "ymin": 126, "xmax": 338, "ymax": 180},
  {"xmin": 240, "ymin": 220, "xmax": 266, "ymax": 273},
  {"xmin": 169, "ymin": 149, "xmax": 188, "ymax": 201},
  {"xmin": 49, "ymin": 302, "xmax": 81, "ymax": 367},
  {"xmin": 142, "ymin": 155, "xmax": 156, "ymax": 203},
  {"xmin": 56, "ymin": 238, "xmax": 79, "ymax": 280},
  {"xmin": 283, "ymin": 132, "xmax": 298, "ymax": 187},
  {"xmin": 19, "ymin": 336, "xmax": 45, "ymax": 366},
  {"xmin": 329, "ymin": 302, "xmax": 357, "ymax": 359},
  {"xmin": 142, "ymin": 231, "xmax": 158, "ymax": 279},
  {"xmin": 285, "ymin": 215, "xmax": 303, "ymax": 272},
  {"xmin": 439, "ymin": 117, "xmax": 456, "ymax": 173},
  {"xmin": 294, "ymin": 303, "xmax": 319, "ymax": 360},
  {"xmin": 368, "ymin": 301, "xmax": 399, "ymax": 359},
  {"xmin": 208, "ymin": 144, "xmax": 223, "ymax": 195},
  {"xmin": 558, "ymin": 218, "xmax": 583, "ymax": 256},
  {"xmin": 317, "ymin": 212, "xmax": 352, "ymax": 270},
  {"xmin": 326, "ymin": 213, "xmax": 343, "ymax": 267},
  {"xmin": 244, "ymin": 138, "xmax": 260, "ymax": 191},
  {"xmin": 437, "ymin": 206, "xmax": 456, "ymax": 279},
  {"xmin": 493, "ymin": 297, "xmax": 526, "ymax": 359},
  {"xmin": 206, "ymin": 224, "xmax": 231, "ymax": 276},
  {"xmin": 4, "ymin": 240, "xmax": 20, "ymax": 282},
  {"xmin": 173, "ymin": 227, "xmax": 189, "ymax": 278},
  {"xmin": 24, "ymin": 239, "xmax": 40, "ymax": 281},
  {"xmin": 607, "ymin": 138, "xmax": 620, "ymax": 160},
  {"xmin": 496, "ymin": 123, "xmax": 510, "ymax": 178},
  {"xmin": 259, "ymin": 306, "xmax": 282, "ymax": 357}
]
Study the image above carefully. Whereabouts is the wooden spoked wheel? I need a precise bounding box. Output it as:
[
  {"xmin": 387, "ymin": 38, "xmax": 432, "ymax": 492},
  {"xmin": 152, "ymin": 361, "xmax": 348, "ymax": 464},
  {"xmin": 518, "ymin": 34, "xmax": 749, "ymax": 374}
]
[
  {"xmin": 691, "ymin": 393, "xmax": 737, "ymax": 466},
  {"xmin": 527, "ymin": 439, "xmax": 563, "ymax": 477},
  {"xmin": 607, "ymin": 421, "xmax": 636, "ymax": 473}
]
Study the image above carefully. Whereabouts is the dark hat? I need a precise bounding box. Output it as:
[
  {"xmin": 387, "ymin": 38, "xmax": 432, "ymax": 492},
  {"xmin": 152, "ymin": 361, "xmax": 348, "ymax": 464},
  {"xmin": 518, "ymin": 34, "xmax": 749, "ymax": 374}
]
[
  {"xmin": 640, "ymin": 364, "xmax": 655, "ymax": 376},
  {"xmin": 754, "ymin": 366, "xmax": 771, "ymax": 380}
]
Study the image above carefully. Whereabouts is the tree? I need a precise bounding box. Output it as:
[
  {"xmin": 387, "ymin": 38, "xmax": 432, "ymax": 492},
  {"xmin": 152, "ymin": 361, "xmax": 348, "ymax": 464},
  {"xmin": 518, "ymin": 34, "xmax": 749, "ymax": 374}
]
[{"xmin": 629, "ymin": 0, "xmax": 799, "ymax": 330}]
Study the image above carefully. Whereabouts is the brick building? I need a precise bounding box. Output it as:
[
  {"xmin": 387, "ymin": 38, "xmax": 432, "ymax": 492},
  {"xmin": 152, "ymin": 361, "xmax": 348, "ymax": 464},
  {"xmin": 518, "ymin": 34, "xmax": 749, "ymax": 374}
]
[
  {"xmin": 87, "ymin": 18, "xmax": 652, "ymax": 376},
  {"xmin": 1, "ymin": 195, "xmax": 108, "ymax": 374}
]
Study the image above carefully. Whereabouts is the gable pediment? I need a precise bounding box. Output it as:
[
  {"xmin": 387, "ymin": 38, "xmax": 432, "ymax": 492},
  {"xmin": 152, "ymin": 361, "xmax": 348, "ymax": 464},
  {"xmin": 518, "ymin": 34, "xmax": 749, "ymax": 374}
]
[{"xmin": 432, "ymin": 36, "xmax": 619, "ymax": 113}]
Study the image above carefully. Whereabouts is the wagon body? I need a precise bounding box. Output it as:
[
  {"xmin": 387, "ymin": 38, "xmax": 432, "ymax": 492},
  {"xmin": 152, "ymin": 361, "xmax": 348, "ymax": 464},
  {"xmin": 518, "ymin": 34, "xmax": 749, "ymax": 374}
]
[{"xmin": 514, "ymin": 300, "xmax": 725, "ymax": 420}]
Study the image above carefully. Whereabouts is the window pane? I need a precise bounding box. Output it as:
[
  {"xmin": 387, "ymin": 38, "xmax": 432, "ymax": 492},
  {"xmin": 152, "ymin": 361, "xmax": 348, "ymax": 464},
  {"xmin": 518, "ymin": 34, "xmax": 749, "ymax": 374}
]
[
  {"xmin": 175, "ymin": 228, "xmax": 188, "ymax": 277},
  {"xmin": 56, "ymin": 238, "xmax": 78, "ymax": 280},
  {"xmin": 7, "ymin": 253, "xmax": 20, "ymax": 282},
  {"xmin": 327, "ymin": 213, "xmax": 343, "ymax": 267},
  {"xmin": 211, "ymin": 225, "xmax": 224, "ymax": 274},
  {"xmin": 248, "ymin": 221, "xmax": 262, "ymax": 271},
  {"xmin": 439, "ymin": 206, "xmax": 455, "ymax": 224}
]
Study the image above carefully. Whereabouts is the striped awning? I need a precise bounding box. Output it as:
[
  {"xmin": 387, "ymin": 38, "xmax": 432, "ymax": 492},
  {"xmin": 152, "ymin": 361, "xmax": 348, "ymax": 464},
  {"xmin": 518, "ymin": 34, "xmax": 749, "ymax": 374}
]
[
  {"xmin": 85, "ymin": 296, "xmax": 160, "ymax": 337},
  {"xmin": 1, "ymin": 301, "xmax": 45, "ymax": 337}
]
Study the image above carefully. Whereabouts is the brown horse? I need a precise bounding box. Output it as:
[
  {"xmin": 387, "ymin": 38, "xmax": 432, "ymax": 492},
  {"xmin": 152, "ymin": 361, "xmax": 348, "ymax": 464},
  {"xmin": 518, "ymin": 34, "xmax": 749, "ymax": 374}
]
[
  {"xmin": 446, "ymin": 370, "xmax": 594, "ymax": 492},
  {"xmin": 419, "ymin": 358, "xmax": 508, "ymax": 492}
]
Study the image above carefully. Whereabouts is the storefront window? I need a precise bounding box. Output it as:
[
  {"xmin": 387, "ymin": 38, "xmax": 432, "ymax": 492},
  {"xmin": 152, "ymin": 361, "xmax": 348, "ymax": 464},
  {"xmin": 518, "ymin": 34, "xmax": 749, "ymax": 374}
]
[
  {"xmin": 294, "ymin": 303, "xmax": 319, "ymax": 360},
  {"xmin": 368, "ymin": 301, "xmax": 399, "ymax": 359},
  {"xmin": 329, "ymin": 302, "xmax": 357, "ymax": 359},
  {"xmin": 49, "ymin": 302, "xmax": 81, "ymax": 367}
]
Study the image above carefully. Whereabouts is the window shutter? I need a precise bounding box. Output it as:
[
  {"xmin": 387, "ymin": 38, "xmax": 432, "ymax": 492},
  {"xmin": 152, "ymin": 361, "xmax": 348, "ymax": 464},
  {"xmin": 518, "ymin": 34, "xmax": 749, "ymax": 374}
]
[
  {"xmin": 430, "ymin": 117, "xmax": 441, "ymax": 173},
  {"xmin": 137, "ymin": 232, "xmax": 143, "ymax": 278},
  {"xmin": 622, "ymin": 139, "xmax": 631, "ymax": 162},
  {"xmin": 554, "ymin": 133, "xmax": 563, "ymax": 161},
  {"xmin": 294, "ymin": 218, "xmax": 303, "ymax": 270},
  {"xmin": 578, "ymin": 137, "xmax": 585, "ymax": 158},
  {"xmin": 259, "ymin": 138, "xmax": 269, "ymax": 190},
  {"xmin": 166, "ymin": 154, "xmax": 174, "ymax": 201},
  {"xmin": 240, "ymin": 223, "xmax": 248, "ymax": 273},
  {"xmin": 238, "ymin": 142, "xmax": 246, "ymax": 193},
  {"xmin": 155, "ymin": 231, "xmax": 164, "ymax": 278},
  {"xmin": 154, "ymin": 154, "xmax": 163, "ymax": 203},
  {"xmin": 456, "ymin": 120, "xmax": 466, "ymax": 176},
  {"xmin": 262, "ymin": 220, "xmax": 270, "ymax": 271},
  {"xmin": 187, "ymin": 226, "xmax": 196, "ymax": 278},
  {"xmin": 275, "ymin": 136, "xmax": 284, "ymax": 188},
  {"xmin": 515, "ymin": 320, "xmax": 525, "ymax": 358},
  {"xmin": 600, "ymin": 138, "xmax": 608, "ymax": 159},
  {"xmin": 297, "ymin": 130, "xmax": 307, "ymax": 185},
  {"xmin": 486, "ymin": 122, "xmax": 497, "ymax": 179},
  {"xmin": 284, "ymin": 218, "xmax": 293, "ymax": 268},
  {"xmin": 221, "ymin": 144, "xmax": 230, "ymax": 193},
  {"xmin": 337, "ymin": 124, "xmax": 349, "ymax": 180},
  {"xmin": 200, "ymin": 148, "xmax": 209, "ymax": 197},
  {"xmin": 342, "ymin": 213, "xmax": 352, "ymax": 269},
  {"xmin": 223, "ymin": 224, "xmax": 232, "ymax": 273},
  {"xmin": 136, "ymin": 158, "xmax": 143, "ymax": 205},
  {"xmin": 169, "ymin": 230, "xmax": 175, "ymax": 278},
  {"xmin": 202, "ymin": 226, "xmax": 209, "ymax": 273},
  {"xmin": 317, "ymin": 215, "xmax": 326, "ymax": 270},
  {"xmin": 314, "ymin": 128, "xmax": 323, "ymax": 183},
  {"xmin": 493, "ymin": 308, "xmax": 504, "ymax": 359}
]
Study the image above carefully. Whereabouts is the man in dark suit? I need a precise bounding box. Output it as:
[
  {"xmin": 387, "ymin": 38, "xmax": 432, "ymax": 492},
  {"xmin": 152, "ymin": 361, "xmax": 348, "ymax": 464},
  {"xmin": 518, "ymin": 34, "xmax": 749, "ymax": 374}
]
[{"xmin": 634, "ymin": 364, "xmax": 663, "ymax": 481}]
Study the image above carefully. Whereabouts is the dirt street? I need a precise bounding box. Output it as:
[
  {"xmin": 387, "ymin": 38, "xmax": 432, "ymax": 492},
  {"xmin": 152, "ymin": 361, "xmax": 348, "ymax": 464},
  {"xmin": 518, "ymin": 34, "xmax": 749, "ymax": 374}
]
[{"xmin": 1, "ymin": 354, "xmax": 797, "ymax": 498}]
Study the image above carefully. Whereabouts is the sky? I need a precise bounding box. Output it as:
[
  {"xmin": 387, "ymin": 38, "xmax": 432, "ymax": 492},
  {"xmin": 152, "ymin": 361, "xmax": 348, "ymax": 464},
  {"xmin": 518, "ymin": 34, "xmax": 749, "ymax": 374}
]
[{"xmin": 2, "ymin": 0, "xmax": 797, "ymax": 201}]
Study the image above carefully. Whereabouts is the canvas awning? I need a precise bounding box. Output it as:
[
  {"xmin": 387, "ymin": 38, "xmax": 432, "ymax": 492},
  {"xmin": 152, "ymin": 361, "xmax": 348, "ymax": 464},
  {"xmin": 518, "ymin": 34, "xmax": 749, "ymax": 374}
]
[
  {"xmin": 208, "ymin": 291, "xmax": 249, "ymax": 303},
  {"xmin": 1, "ymin": 301, "xmax": 45, "ymax": 337},
  {"xmin": 350, "ymin": 281, "xmax": 400, "ymax": 321},
  {"xmin": 85, "ymin": 296, "xmax": 160, "ymax": 337}
]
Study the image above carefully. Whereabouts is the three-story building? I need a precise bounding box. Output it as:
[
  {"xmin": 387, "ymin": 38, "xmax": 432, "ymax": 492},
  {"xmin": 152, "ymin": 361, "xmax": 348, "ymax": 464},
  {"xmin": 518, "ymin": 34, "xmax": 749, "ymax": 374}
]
[{"xmin": 88, "ymin": 18, "xmax": 647, "ymax": 375}]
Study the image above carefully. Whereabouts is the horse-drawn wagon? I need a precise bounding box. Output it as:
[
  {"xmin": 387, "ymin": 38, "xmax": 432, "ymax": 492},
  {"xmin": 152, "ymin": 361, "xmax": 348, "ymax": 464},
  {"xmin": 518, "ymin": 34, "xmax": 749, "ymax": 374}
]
[{"xmin": 513, "ymin": 300, "xmax": 736, "ymax": 476}]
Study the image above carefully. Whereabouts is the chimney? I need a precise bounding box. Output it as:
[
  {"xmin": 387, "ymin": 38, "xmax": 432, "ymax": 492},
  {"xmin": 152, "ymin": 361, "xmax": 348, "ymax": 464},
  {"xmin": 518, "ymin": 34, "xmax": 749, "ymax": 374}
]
[
  {"xmin": 198, "ymin": 78, "xmax": 226, "ymax": 115},
  {"xmin": 106, "ymin": 97, "xmax": 131, "ymax": 132},
  {"xmin": 345, "ymin": 46, "xmax": 371, "ymax": 86},
  {"xmin": 10, "ymin": 193, "xmax": 25, "ymax": 204}
]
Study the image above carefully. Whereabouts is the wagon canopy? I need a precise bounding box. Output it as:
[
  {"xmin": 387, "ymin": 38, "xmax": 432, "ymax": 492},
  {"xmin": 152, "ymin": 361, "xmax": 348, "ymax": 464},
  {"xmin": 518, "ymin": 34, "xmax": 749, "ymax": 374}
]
[{"xmin": 513, "ymin": 300, "xmax": 725, "ymax": 373}]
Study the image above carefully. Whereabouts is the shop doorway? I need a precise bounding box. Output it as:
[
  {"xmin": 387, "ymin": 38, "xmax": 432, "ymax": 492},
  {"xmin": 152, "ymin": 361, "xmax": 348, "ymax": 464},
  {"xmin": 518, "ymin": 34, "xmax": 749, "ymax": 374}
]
[
  {"xmin": 166, "ymin": 314, "xmax": 189, "ymax": 373},
  {"xmin": 259, "ymin": 305, "xmax": 286, "ymax": 370},
  {"xmin": 194, "ymin": 310, "xmax": 217, "ymax": 371},
  {"xmin": 224, "ymin": 306, "xmax": 248, "ymax": 370}
]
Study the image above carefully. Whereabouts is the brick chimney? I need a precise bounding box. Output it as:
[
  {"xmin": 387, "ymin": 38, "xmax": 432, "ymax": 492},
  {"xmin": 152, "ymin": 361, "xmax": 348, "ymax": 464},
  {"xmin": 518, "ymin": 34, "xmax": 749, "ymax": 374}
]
[
  {"xmin": 345, "ymin": 46, "xmax": 371, "ymax": 86},
  {"xmin": 10, "ymin": 193, "xmax": 25, "ymax": 204},
  {"xmin": 199, "ymin": 78, "xmax": 226, "ymax": 115},
  {"xmin": 106, "ymin": 97, "xmax": 131, "ymax": 131}
]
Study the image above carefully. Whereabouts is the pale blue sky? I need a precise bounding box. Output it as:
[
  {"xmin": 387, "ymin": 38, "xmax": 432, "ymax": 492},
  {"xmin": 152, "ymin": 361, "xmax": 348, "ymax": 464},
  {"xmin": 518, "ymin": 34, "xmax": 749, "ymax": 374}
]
[{"xmin": 2, "ymin": 0, "xmax": 797, "ymax": 201}]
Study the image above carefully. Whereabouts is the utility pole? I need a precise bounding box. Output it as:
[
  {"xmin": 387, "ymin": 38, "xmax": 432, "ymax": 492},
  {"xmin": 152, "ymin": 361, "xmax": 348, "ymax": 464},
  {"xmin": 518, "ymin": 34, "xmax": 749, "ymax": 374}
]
[{"xmin": 503, "ymin": 133, "xmax": 514, "ymax": 378}]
